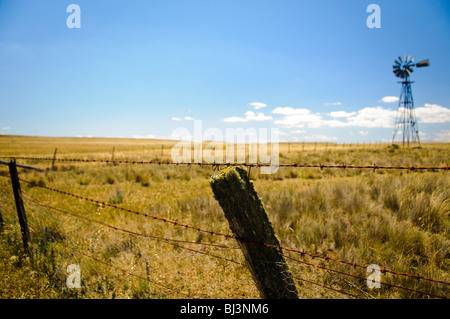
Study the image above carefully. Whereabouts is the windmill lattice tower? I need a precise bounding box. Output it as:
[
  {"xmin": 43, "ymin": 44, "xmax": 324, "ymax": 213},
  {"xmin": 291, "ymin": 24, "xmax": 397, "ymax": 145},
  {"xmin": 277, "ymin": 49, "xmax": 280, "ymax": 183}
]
[{"xmin": 391, "ymin": 55, "xmax": 430, "ymax": 147}]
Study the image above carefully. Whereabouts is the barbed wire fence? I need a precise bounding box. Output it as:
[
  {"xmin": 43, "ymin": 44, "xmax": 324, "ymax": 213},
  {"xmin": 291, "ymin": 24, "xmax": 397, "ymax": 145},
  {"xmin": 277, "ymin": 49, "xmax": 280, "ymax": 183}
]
[{"xmin": 0, "ymin": 155, "xmax": 449, "ymax": 299}]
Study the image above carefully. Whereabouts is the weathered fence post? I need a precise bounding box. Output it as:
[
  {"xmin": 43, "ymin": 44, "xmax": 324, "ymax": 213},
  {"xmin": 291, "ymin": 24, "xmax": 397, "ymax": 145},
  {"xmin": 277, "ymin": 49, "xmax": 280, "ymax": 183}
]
[
  {"xmin": 210, "ymin": 166, "xmax": 298, "ymax": 299},
  {"xmin": 51, "ymin": 148, "xmax": 58, "ymax": 170},
  {"xmin": 111, "ymin": 147, "xmax": 116, "ymax": 165},
  {"xmin": 8, "ymin": 160, "xmax": 31, "ymax": 253}
]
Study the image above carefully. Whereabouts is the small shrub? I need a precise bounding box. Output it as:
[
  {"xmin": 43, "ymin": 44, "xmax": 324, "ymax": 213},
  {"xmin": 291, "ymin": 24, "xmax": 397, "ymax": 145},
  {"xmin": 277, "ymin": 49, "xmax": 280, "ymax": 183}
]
[
  {"xmin": 79, "ymin": 177, "xmax": 90, "ymax": 185},
  {"xmin": 140, "ymin": 177, "xmax": 150, "ymax": 187},
  {"xmin": 109, "ymin": 189, "xmax": 124, "ymax": 204},
  {"xmin": 106, "ymin": 176, "xmax": 115, "ymax": 185}
]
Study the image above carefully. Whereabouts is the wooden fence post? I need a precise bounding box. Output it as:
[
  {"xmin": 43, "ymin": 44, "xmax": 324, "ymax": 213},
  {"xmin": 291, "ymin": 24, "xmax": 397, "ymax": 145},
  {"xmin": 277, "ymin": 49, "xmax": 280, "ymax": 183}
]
[
  {"xmin": 210, "ymin": 166, "xmax": 298, "ymax": 299},
  {"xmin": 111, "ymin": 147, "xmax": 116, "ymax": 165},
  {"xmin": 51, "ymin": 148, "xmax": 58, "ymax": 170},
  {"xmin": 8, "ymin": 160, "xmax": 31, "ymax": 253}
]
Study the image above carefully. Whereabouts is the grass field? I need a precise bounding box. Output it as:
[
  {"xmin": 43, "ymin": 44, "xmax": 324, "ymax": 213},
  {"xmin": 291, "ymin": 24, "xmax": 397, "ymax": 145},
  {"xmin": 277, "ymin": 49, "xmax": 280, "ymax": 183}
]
[{"xmin": 0, "ymin": 135, "xmax": 449, "ymax": 299}]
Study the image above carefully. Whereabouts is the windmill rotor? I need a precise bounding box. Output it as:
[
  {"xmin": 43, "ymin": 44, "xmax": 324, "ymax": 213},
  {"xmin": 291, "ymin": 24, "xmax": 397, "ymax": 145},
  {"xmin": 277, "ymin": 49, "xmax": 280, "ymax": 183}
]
[{"xmin": 393, "ymin": 55, "xmax": 416, "ymax": 79}]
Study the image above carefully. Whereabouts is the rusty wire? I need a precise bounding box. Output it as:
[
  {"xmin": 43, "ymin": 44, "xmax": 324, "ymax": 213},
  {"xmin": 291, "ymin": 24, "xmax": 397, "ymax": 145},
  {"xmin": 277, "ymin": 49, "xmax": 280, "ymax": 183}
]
[
  {"xmin": 288, "ymin": 274, "xmax": 364, "ymax": 299},
  {"xmin": 282, "ymin": 252, "xmax": 448, "ymax": 299},
  {"xmin": 1, "ymin": 156, "xmax": 449, "ymax": 171},
  {"xmin": 11, "ymin": 175, "xmax": 450, "ymax": 288},
  {"xmin": 23, "ymin": 189, "xmax": 367, "ymax": 299},
  {"xmin": 76, "ymin": 250, "xmax": 195, "ymax": 298},
  {"xmin": 273, "ymin": 244, "xmax": 450, "ymax": 286},
  {"xmin": 22, "ymin": 190, "xmax": 238, "ymax": 250},
  {"xmin": 2, "ymin": 174, "xmax": 449, "ymax": 299},
  {"xmin": 16, "ymin": 176, "xmax": 237, "ymax": 240}
]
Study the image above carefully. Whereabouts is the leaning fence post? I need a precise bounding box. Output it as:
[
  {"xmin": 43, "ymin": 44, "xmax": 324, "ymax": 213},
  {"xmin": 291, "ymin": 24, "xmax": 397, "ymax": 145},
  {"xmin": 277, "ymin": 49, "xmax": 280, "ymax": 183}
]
[
  {"xmin": 8, "ymin": 160, "xmax": 31, "ymax": 253},
  {"xmin": 210, "ymin": 166, "xmax": 298, "ymax": 299}
]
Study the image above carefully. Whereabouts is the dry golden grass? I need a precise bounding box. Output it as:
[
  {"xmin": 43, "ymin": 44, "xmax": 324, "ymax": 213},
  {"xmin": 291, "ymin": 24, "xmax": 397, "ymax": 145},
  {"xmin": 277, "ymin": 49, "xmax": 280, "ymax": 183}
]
[{"xmin": 0, "ymin": 135, "xmax": 449, "ymax": 299}]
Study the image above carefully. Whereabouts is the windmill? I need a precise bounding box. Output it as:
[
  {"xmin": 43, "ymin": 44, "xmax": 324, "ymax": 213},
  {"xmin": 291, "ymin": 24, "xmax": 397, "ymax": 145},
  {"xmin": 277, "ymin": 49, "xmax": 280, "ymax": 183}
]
[{"xmin": 392, "ymin": 55, "xmax": 430, "ymax": 147}]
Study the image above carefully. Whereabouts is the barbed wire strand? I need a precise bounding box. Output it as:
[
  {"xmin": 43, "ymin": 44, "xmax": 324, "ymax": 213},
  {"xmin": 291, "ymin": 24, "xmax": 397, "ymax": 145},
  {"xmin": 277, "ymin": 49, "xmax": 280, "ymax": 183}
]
[
  {"xmin": 3, "ymin": 179, "xmax": 448, "ymax": 299},
  {"xmin": 21, "ymin": 191, "xmax": 249, "ymax": 297},
  {"xmin": 288, "ymin": 274, "xmax": 364, "ymax": 299},
  {"xmin": 282, "ymin": 252, "xmax": 448, "ymax": 299},
  {"xmin": 2, "ymin": 156, "xmax": 449, "ymax": 171},
  {"xmin": 23, "ymin": 189, "xmax": 380, "ymax": 299},
  {"xmin": 24, "ymin": 190, "xmax": 246, "ymax": 264},
  {"xmin": 21, "ymin": 191, "xmax": 238, "ymax": 250},
  {"xmin": 76, "ymin": 250, "xmax": 195, "ymax": 298},
  {"xmin": 23, "ymin": 192, "xmax": 391, "ymax": 299},
  {"xmin": 272, "ymin": 244, "xmax": 450, "ymax": 286},
  {"xmin": 2, "ymin": 175, "xmax": 245, "ymax": 268},
  {"xmin": 16, "ymin": 176, "xmax": 237, "ymax": 240},
  {"xmin": 2, "ymin": 174, "xmax": 450, "ymax": 291},
  {"xmin": 11, "ymin": 174, "xmax": 450, "ymax": 287}
]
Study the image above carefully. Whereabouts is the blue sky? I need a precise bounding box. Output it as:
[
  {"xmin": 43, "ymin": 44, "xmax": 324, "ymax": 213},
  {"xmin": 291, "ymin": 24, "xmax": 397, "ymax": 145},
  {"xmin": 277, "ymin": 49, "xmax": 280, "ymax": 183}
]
[{"xmin": 1, "ymin": 0, "xmax": 450, "ymax": 142}]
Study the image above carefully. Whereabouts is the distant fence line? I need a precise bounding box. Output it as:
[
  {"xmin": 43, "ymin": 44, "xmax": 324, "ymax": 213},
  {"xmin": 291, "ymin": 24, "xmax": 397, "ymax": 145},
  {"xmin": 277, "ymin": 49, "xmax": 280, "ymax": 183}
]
[{"xmin": 1, "ymin": 156, "xmax": 449, "ymax": 171}]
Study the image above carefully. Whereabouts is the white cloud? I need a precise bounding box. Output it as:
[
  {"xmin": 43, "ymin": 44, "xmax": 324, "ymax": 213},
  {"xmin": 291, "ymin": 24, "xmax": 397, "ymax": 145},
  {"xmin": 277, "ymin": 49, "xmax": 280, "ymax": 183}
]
[
  {"xmin": 325, "ymin": 102, "xmax": 342, "ymax": 106},
  {"xmin": 249, "ymin": 102, "xmax": 267, "ymax": 109},
  {"xmin": 171, "ymin": 117, "xmax": 182, "ymax": 121},
  {"xmin": 222, "ymin": 111, "xmax": 272, "ymax": 122},
  {"xmin": 359, "ymin": 130, "xmax": 369, "ymax": 136},
  {"xmin": 184, "ymin": 116, "xmax": 195, "ymax": 120},
  {"xmin": 433, "ymin": 130, "xmax": 450, "ymax": 142},
  {"xmin": 381, "ymin": 96, "xmax": 399, "ymax": 103},
  {"xmin": 303, "ymin": 134, "xmax": 337, "ymax": 141},
  {"xmin": 272, "ymin": 107, "xmax": 323, "ymax": 128},
  {"xmin": 329, "ymin": 111, "xmax": 357, "ymax": 118},
  {"xmin": 323, "ymin": 107, "xmax": 396, "ymax": 128},
  {"xmin": 415, "ymin": 103, "xmax": 450, "ymax": 123},
  {"xmin": 272, "ymin": 106, "xmax": 396, "ymax": 128},
  {"xmin": 290, "ymin": 129, "xmax": 307, "ymax": 134},
  {"xmin": 2, "ymin": 126, "xmax": 11, "ymax": 130}
]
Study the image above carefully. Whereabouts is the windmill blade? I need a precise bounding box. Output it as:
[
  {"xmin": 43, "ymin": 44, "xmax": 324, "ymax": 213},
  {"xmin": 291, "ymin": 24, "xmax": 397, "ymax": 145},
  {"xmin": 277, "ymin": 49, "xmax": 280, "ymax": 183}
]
[
  {"xmin": 398, "ymin": 56, "xmax": 403, "ymax": 63},
  {"xmin": 394, "ymin": 69, "xmax": 404, "ymax": 78},
  {"xmin": 416, "ymin": 59, "xmax": 430, "ymax": 67}
]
